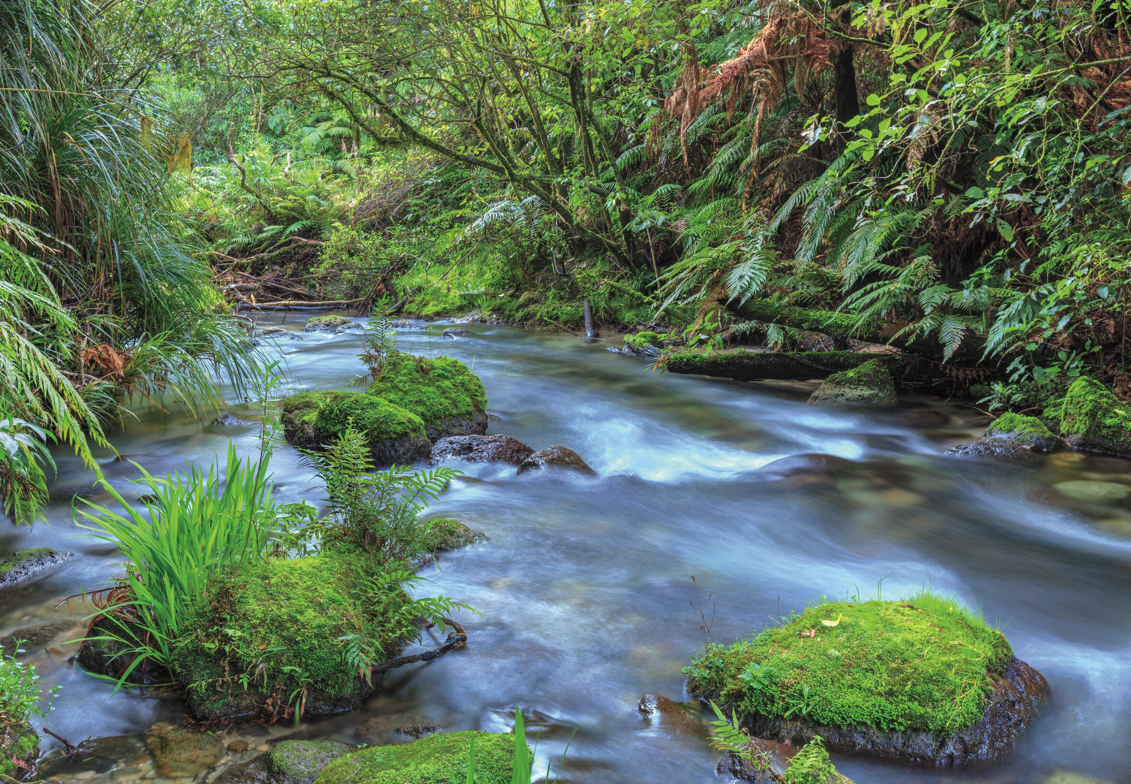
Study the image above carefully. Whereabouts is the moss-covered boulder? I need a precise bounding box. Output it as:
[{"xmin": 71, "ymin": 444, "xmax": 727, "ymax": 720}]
[
  {"xmin": 984, "ymin": 413, "xmax": 1063, "ymax": 452},
  {"xmin": 267, "ymin": 741, "xmax": 355, "ymax": 784},
  {"xmin": 0, "ymin": 547, "xmax": 73, "ymax": 588},
  {"xmin": 422, "ymin": 518, "xmax": 486, "ymax": 552},
  {"xmin": 808, "ymin": 359, "xmax": 898, "ymax": 405},
  {"xmin": 0, "ymin": 721, "xmax": 37, "ymax": 778},
  {"xmin": 171, "ymin": 553, "xmax": 406, "ymax": 722},
  {"xmin": 304, "ymin": 316, "xmax": 356, "ymax": 333},
  {"xmin": 315, "ymin": 731, "xmax": 519, "ymax": 784},
  {"xmin": 686, "ymin": 595, "xmax": 1049, "ymax": 765},
  {"xmin": 281, "ymin": 390, "xmax": 430, "ymax": 466},
  {"xmin": 366, "ymin": 354, "xmax": 488, "ymax": 441},
  {"xmin": 1060, "ymin": 377, "xmax": 1131, "ymax": 457}
]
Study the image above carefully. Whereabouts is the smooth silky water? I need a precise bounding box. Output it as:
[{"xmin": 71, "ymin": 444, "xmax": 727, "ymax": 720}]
[{"xmin": 5, "ymin": 316, "xmax": 1131, "ymax": 783}]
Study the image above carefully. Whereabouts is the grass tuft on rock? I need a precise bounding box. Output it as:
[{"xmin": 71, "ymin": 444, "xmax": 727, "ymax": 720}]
[
  {"xmin": 315, "ymin": 730, "xmax": 517, "ymax": 784},
  {"xmin": 686, "ymin": 592, "xmax": 1013, "ymax": 734}
]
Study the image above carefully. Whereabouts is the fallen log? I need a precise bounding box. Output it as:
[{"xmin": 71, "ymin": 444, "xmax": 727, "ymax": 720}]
[
  {"xmin": 236, "ymin": 297, "xmax": 365, "ymax": 310},
  {"xmin": 665, "ymin": 350, "xmax": 985, "ymax": 389},
  {"xmin": 720, "ymin": 298, "xmax": 986, "ymax": 364}
]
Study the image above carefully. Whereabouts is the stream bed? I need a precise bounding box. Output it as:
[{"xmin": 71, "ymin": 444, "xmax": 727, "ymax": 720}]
[{"xmin": 4, "ymin": 316, "xmax": 1131, "ymax": 783}]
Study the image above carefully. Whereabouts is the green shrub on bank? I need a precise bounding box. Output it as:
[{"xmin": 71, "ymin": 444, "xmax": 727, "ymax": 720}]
[
  {"xmin": 0, "ymin": 641, "xmax": 56, "ymax": 777},
  {"xmin": 686, "ymin": 593, "xmax": 1012, "ymax": 734}
]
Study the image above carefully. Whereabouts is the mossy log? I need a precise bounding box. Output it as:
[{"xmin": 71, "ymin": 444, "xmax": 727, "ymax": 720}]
[
  {"xmin": 665, "ymin": 350, "xmax": 952, "ymax": 387},
  {"xmin": 721, "ymin": 298, "xmax": 987, "ymax": 364}
]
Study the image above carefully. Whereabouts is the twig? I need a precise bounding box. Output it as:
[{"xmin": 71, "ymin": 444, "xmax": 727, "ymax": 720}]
[
  {"xmin": 42, "ymin": 727, "xmax": 78, "ymax": 754},
  {"xmin": 548, "ymin": 321, "xmax": 581, "ymax": 337},
  {"xmin": 369, "ymin": 619, "xmax": 467, "ymax": 677}
]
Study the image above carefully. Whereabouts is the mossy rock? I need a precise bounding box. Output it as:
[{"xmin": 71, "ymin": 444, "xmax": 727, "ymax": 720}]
[
  {"xmin": 1041, "ymin": 397, "xmax": 1066, "ymax": 434},
  {"xmin": 686, "ymin": 595, "xmax": 1049, "ymax": 764},
  {"xmin": 782, "ymin": 738, "xmax": 853, "ymax": 784},
  {"xmin": 171, "ymin": 553, "xmax": 407, "ymax": 721},
  {"xmin": 623, "ymin": 331, "xmax": 680, "ymax": 357},
  {"xmin": 267, "ymin": 741, "xmax": 355, "ymax": 784},
  {"xmin": 0, "ymin": 720, "xmax": 37, "ymax": 778},
  {"xmin": 1060, "ymin": 377, "xmax": 1131, "ymax": 457},
  {"xmin": 77, "ymin": 614, "xmax": 173, "ymax": 685},
  {"xmin": 315, "ymin": 731, "xmax": 519, "ymax": 784},
  {"xmin": 984, "ymin": 413, "xmax": 1062, "ymax": 452},
  {"xmin": 280, "ymin": 390, "xmax": 430, "ymax": 466},
  {"xmin": 422, "ymin": 518, "xmax": 486, "ymax": 552},
  {"xmin": 0, "ymin": 547, "xmax": 73, "ymax": 588},
  {"xmin": 808, "ymin": 359, "xmax": 898, "ymax": 405},
  {"xmin": 366, "ymin": 353, "xmax": 488, "ymax": 441},
  {"xmin": 304, "ymin": 316, "xmax": 353, "ymax": 333}
]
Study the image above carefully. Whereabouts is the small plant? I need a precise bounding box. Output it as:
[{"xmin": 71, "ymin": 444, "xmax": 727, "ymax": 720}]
[
  {"xmin": 463, "ymin": 706, "xmax": 573, "ymax": 783},
  {"xmin": 738, "ymin": 662, "xmax": 775, "ymax": 693},
  {"xmin": 300, "ymin": 426, "xmax": 458, "ymax": 562},
  {"xmin": 356, "ymin": 305, "xmax": 398, "ymax": 385},
  {"xmin": 707, "ymin": 701, "xmax": 781, "ymax": 782},
  {"xmin": 0, "ymin": 640, "xmax": 58, "ymax": 725},
  {"xmin": 0, "ymin": 413, "xmax": 55, "ymax": 525}
]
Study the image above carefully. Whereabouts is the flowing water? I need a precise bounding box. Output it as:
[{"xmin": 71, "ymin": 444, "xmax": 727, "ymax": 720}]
[{"xmin": 5, "ymin": 316, "xmax": 1131, "ymax": 784}]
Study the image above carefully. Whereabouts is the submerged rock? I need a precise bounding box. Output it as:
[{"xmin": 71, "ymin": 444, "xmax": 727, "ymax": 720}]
[
  {"xmin": 0, "ymin": 618, "xmax": 80, "ymax": 657},
  {"xmin": 441, "ymin": 328, "xmax": 469, "ymax": 339},
  {"xmin": 356, "ymin": 713, "xmax": 433, "ymax": 746},
  {"xmin": 516, "ymin": 445, "xmax": 596, "ymax": 476},
  {"xmin": 78, "ymin": 615, "xmax": 173, "ymax": 685},
  {"xmin": 144, "ymin": 722, "xmax": 225, "ymax": 777},
  {"xmin": 637, "ymin": 693, "xmax": 684, "ymax": 717},
  {"xmin": 431, "ymin": 434, "xmax": 534, "ymax": 466},
  {"xmin": 985, "ymin": 413, "xmax": 1063, "ymax": 452},
  {"xmin": 1052, "ymin": 480, "xmax": 1131, "ymax": 505},
  {"xmin": 390, "ymin": 319, "xmax": 427, "ymax": 330},
  {"xmin": 280, "ymin": 390, "xmax": 431, "ymax": 466},
  {"xmin": 808, "ymin": 358, "xmax": 898, "ymax": 405},
  {"xmin": 1060, "ymin": 377, "xmax": 1131, "ymax": 457},
  {"xmin": 316, "ymin": 731, "xmax": 518, "ymax": 784},
  {"xmin": 257, "ymin": 326, "xmax": 304, "ymax": 341},
  {"xmin": 303, "ymin": 316, "xmax": 352, "ymax": 333},
  {"xmin": 0, "ymin": 548, "xmax": 73, "ymax": 589},
  {"xmin": 422, "ymin": 518, "xmax": 486, "ymax": 552}
]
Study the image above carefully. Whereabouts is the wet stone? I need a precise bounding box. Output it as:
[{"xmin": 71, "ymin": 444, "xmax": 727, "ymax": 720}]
[
  {"xmin": 441, "ymin": 329, "xmax": 469, "ymax": 339},
  {"xmin": 212, "ymin": 414, "xmax": 253, "ymax": 427},
  {"xmin": 0, "ymin": 618, "xmax": 79, "ymax": 656},
  {"xmin": 144, "ymin": 723, "xmax": 224, "ymax": 777},
  {"xmin": 516, "ymin": 445, "xmax": 596, "ymax": 476},
  {"xmin": 266, "ymin": 740, "xmax": 353, "ymax": 784},
  {"xmin": 0, "ymin": 548, "xmax": 74, "ymax": 589},
  {"xmin": 637, "ymin": 694, "xmax": 682, "ymax": 717},
  {"xmin": 431, "ymin": 434, "xmax": 534, "ymax": 466}
]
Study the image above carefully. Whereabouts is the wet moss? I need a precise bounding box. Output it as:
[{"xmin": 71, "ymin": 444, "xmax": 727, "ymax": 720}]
[
  {"xmin": 315, "ymin": 730, "xmax": 518, "ymax": 784},
  {"xmin": 624, "ymin": 331, "xmax": 677, "ymax": 351},
  {"xmin": 305, "ymin": 315, "xmax": 351, "ymax": 331},
  {"xmin": 0, "ymin": 721, "xmax": 37, "ymax": 778},
  {"xmin": 366, "ymin": 353, "xmax": 487, "ymax": 428},
  {"xmin": 1060, "ymin": 377, "xmax": 1131, "ymax": 454},
  {"xmin": 686, "ymin": 594, "xmax": 1013, "ymax": 734},
  {"xmin": 281, "ymin": 390, "xmax": 427, "ymax": 450},
  {"xmin": 985, "ymin": 413, "xmax": 1059, "ymax": 450},
  {"xmin": 0, "ymin": 548, "xmax": 54, "ymax": 578},
  {"xmin": 783, "ymin": 738, "xmax": 854, "ymax": 784},
  {"xmin": 1041, "ymin": 398, "xmax": 1065, "ymax": 434},
  {"xmin": 421, "ymin": 518, "xmax": 485, "ymax": 552},
  {"xmin": 809, "ymin": 359, "xmax": 898, "ymax": 405},
  {"xmin": 171, "ymin": 553, "xmax": 403, "ymax": 715}
]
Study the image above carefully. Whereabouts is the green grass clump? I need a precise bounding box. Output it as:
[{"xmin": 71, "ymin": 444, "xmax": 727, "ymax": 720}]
[
  {"xmin": 1060, "ymin": 377, "xmax": 1131, "ymax": 452},
  {"xmin": 686, "ymin": 593, "xmax": 1013, "ymax": 734},
  {"xmin": 315, "ymin": 730, "xmax": 517, "ymax": 784},
  {"xmin": 172, "ymin": 552, "xmax": 398, "ymax": 710},
  {"xmin": 366, "ymin": 353, "xmax": 487, "ymax": 427}
]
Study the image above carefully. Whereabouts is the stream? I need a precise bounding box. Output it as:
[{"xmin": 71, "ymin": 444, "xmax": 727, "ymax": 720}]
[{"xmin": 4, "ymin": 315, "xmax": 1131, "ymax": 784}]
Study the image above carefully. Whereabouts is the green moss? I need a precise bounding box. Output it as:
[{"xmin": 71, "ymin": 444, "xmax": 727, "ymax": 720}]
[
  {"xmin": 1060, "ymin": 377, "xmax": 1131, "ymax": 453},
  {"xmin": 810, "ymin": 358, "xmax": 897, "ymax": 404},
  {"xmin": 1041, "ymin": 398, "xmax": 1066, "ymax": 434},
  {"xmin": 985, "ymin": 413, "xmax": 1058, "ymax": 448},
  {"xmin": 624, "ymin": 331, "xmax": 677, "ymax": 350},
  {"xmin": 0, "ymin": 721, "xmax": 36, "ymax": 777},
  {"xmin": 317, "ymin": 390, "xmax": 427, "ymax": 442},
  {"xmin": 315, "ymin": 731, "xmax": 518, "ymax": 784},
  {"xmin": 685, "ymin": 593, "xmax": 1013, "ymax": 735},
  {"xmin": 172, "ymin": 553, "xmax": 400, "ymax": 711},
  {"xmin": 306, "ymin": 315, "xmax": 351, "ymax": 330},
  {"xmin": 0, "ymin": 548, "xmax": 54, "ymax": 576},
  {"xmin": 783, "ymin": 738, "xmax": 853, "ymax": 784},
  {"xmin": 366, "ymin": 353, "xmax": 487, "ymax": 427}
]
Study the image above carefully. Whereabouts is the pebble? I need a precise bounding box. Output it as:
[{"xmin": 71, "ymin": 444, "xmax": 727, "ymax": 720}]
[
  {"xmin": 255, "ymin": 745, "xmax": 269, "ymax": 752},
  {"xmin": 1053, "ymin": 480, "xmax": 1131, "ymax": 504},
  {"xmin": 75, "ymin": 772, "xmax": 97, "ymax": 781}
]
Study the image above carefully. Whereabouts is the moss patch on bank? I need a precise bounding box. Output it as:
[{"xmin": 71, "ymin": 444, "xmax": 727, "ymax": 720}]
[
  {"xmin": 366, "ymin": 353, "xmax": 487, "ymax": 426},
  {"xmin": 1061, "ymin": 376, "xmax": 1131, "ymax": 455},
  {"xmin": 315, "ymin": 731, "xmax": 518, "ymax": 784},
  {"xmin": 685, "ymin": 593, "xmax": 1013, "ymax": 734},
  {"xmin": 171, "ymin": 553, "xmax": 401, "ymax": 714},
  {"xmin": 0, "ymin": 722, "xmax": 37, "ymax": 778},
  {"xmin": 809, "ymin": 358, "xmax": 898, "ymax": 405}
]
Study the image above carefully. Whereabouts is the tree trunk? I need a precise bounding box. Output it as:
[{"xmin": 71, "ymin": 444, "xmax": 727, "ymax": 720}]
[
  {"xmin": 719, "ymin": 297, "xmax": 986, "ymax": 364},
  {"xmin": 583, "ymin": 299, "xmax": 599, "ymax": 338},
  {"xmin": 664, "ymin": 350, "xmax": 977, "ymax": 390}
]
